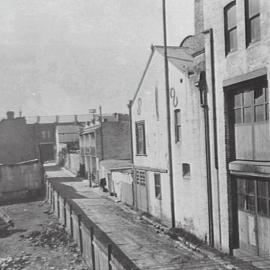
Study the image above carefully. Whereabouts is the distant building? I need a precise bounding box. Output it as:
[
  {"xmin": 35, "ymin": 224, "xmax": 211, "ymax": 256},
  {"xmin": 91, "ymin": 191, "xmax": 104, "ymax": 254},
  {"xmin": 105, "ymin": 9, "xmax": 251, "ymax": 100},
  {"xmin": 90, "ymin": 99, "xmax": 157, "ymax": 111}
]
[
  {"xmin": 79, "ymin": 113, "xmax": 131, "ymax": 185},
  {"xmin": 55, "ymin": 125, "xmax": 80, "ymax": 164},
  {"xmin": 0, "ymin": 111, "xmax": 38, "ymax": 164}
]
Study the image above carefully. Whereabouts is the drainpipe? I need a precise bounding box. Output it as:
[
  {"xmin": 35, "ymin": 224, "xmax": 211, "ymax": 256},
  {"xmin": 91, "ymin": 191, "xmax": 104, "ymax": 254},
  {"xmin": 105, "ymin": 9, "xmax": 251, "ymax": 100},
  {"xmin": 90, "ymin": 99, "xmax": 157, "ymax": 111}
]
[
  {"xmin": 198, "ymin": 72, "xmax": 214, "ymax": 247},
  {"xmin": 127, "ymin": 100, "xmax": 134, "ymax": 164},
  {"xmin": 203, "ymin": 28, "xmax": 222, "ymax": 249},
  {"xmin": 162, "ymin": 0, "xmax": 175, "ymax": 228}
]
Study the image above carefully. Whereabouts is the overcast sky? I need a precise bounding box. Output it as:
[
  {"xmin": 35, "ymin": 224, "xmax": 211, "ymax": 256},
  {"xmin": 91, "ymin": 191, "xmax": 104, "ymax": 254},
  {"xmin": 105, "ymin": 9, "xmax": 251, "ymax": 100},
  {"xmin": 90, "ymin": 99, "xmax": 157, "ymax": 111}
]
[{"xmin": 0, "ymin": 0, "xmax": 194, "ymax": 118}]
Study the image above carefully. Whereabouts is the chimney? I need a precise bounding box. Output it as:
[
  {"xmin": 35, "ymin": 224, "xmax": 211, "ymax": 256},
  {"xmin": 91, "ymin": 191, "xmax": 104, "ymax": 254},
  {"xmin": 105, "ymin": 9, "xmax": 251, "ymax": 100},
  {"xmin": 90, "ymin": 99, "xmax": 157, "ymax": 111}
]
[
  {"xmin": 194, "ymin": 0, "xmax": 204, "ymax": 35},
  {"xmin": 7, "ymin": 111, "xmax": 14, "ymax": 120}
]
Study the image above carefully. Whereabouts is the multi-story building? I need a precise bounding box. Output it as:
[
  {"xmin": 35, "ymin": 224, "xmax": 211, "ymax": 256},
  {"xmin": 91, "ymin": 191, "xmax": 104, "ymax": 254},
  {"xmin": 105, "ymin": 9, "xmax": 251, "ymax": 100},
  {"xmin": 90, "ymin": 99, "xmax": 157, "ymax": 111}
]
[
  {"xmin": 203, "ymin": 0, "xmax": 270, "ymax": 256},
  {"xmin": 79, "ymin": 113, "xmax": 131, "ymax": 186}
]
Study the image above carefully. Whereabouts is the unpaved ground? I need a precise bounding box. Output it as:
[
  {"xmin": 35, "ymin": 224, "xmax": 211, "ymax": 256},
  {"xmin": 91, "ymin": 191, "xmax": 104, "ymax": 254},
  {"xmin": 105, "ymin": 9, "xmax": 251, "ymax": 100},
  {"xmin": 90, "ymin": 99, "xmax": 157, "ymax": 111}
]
[{"xmin": 0, "ymin": 200, "xmax": 89, "ymax": 270}]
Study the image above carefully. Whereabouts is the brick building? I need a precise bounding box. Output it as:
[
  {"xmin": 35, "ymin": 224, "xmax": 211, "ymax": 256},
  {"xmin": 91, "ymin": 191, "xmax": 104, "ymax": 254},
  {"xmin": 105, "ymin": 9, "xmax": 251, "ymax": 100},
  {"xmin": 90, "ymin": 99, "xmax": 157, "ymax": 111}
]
[
  {"xmin": 79, "ymin": 113, "xmax": 131, "ymax": 185},
  {"xmin": 0, "ymin": 111, "xmax": 38, "ymax": 164},
  {"xmin": 203, "ymin": 0, "xmax": 270, "ymax": 256}
]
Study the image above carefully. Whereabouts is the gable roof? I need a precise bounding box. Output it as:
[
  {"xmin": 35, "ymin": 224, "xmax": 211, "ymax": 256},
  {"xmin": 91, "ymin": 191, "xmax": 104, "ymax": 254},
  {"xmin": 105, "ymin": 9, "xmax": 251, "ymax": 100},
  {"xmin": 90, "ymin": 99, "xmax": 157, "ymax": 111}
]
[{"xmin": 131, "ymin": 45, "xmax": 198, "ymax": 105}]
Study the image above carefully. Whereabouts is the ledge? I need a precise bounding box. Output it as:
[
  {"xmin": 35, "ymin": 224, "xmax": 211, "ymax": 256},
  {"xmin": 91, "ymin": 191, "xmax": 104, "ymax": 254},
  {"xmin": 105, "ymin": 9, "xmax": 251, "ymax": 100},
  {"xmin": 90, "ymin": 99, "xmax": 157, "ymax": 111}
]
[{"xmin": 229, "ymin": 160, "xmax": 270, "ymax": 178}]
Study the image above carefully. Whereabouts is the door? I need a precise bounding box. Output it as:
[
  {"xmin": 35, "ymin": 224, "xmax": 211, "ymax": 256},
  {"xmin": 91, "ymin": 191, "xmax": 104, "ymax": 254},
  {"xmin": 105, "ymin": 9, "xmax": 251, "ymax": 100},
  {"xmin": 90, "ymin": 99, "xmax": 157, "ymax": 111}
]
[{"xmin": 135, "ymin": 169, "xmax": 148, "ymax": 213}]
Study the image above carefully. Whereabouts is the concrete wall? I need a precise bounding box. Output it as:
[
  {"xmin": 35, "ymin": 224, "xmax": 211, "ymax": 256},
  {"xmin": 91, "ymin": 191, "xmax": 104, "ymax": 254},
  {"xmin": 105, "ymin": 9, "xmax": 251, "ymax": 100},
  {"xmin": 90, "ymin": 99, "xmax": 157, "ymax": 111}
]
[
  {"xmin": 131, "ymin": 50, "xmax": 171, "ymax": 225},
  {"xmin": 169, "ymin": 53, "xmax": 209, "ymax": 241},
  {"xmin": 0, "ymin": 159, "xmax": 43, "ymax": 203},
  {"xmin": 46, "ymin": 180, "xmax": 139, "ymax": 270},
  {"xmin": 0, "ymin": 117, "xmax": 38, "ymax": 164},
  {"xmin": 203, "ymin": 0, "xmax": 270, "ymax": 252},
  {"xmin": 132, "ymin": 48, "xmax": 209, "ymax": 236}
]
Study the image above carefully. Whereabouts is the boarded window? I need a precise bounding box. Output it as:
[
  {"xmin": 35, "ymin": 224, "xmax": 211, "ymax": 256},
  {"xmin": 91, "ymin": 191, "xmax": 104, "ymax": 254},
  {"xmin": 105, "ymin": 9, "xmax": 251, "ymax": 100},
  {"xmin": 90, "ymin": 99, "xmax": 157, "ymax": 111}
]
[
  {"xmin": 135, "ymin": 121, "xmax": 146, "ymax": 155},
  {"xmin": 154, "ymin": 173, "xmax": 161, "ymax": 199},
  {"xmin": 174, "ymin": 109, "xmax": 181, "ymax": 142}
]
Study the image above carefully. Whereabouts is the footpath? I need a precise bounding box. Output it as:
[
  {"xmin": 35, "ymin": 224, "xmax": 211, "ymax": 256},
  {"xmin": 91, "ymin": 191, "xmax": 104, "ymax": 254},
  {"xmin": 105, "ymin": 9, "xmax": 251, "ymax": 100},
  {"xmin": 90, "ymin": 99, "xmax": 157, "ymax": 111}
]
[{"xmin": 45, "ymin": 164, "xmax": 258, "ymax": 270}]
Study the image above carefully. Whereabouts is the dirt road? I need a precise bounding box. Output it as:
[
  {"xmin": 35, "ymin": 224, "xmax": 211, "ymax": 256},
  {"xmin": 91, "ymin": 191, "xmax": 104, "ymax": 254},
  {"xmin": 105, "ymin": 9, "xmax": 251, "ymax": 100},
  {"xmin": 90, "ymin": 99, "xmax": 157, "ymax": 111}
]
[{"xmin": 0, "ymin": 200, "xmax": 89, "ymax": 270}]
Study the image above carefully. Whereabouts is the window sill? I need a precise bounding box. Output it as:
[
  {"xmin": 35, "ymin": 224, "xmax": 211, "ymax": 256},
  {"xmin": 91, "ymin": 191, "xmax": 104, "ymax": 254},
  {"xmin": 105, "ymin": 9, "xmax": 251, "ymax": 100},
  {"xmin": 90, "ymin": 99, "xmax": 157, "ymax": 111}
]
[
  {"xmin": 225, "ymin": 48, "xmax": 238, "ymax": 58},
  {"xmin": 136, "ymin": 154, "xmax": 147, "ymax": 157},
  {"xmin": 247, "ymin": 39, "xmax": 261, "ymax": 49}
]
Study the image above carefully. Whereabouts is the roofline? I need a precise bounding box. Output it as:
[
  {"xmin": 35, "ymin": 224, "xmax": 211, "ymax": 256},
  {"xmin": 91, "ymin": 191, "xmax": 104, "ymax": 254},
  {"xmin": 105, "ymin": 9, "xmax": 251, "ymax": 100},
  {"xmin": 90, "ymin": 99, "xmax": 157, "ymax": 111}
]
[{"xmin": 131, "ymin": 46, "xmax": 155, "ymax": 106}]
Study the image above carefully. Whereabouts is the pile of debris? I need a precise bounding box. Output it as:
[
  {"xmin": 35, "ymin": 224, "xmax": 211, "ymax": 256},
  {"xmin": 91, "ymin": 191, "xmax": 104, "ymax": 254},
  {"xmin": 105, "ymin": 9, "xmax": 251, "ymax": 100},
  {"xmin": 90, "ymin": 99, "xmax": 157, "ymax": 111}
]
[
  {"xmin": 0, "ymin": 253, "xmax": 31, "ymax": 270},
  {"xmin": 22, "ymin": 222, "xmax": 75, "ymax": 250}
]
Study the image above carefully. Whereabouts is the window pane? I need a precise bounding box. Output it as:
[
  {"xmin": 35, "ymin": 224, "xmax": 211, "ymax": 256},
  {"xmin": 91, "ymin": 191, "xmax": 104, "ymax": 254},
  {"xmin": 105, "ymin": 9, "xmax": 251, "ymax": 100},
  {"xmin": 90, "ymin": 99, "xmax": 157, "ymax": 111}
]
[
  {"xmin": 248, "ymin": 0, "xmax": 260, "ymax": 18},
  {"xmin": 136, "ymin": 123, "xmax": 145, "ymax": 154},
  {"xmin": 238, "ymin": 194, "xmax": 246, "ymax": 210},
  {"xmin": 255, "ymin": 105, "xmax": 265, "ymax": 121},
  {"xmin": 266, "ymin": 104, "xmax": 269, "ymax": 120},
  {"xmin": 250, "ymin": 16, "xmax": 260, "ymax": 42},
  {"xmin": 227, "ymin": 3, "xmax": 237, "ymax": 29},
  {"xmin": 234, "ymin": 92, "xmax": 242, "ymax": 107},
  {"xmin": 244, "ymin": 90, "xmax": 253, "ymax": 106},
  {"xmin": 229, "ymin": 29, "xmax": 237, "ymax": 51},
  {"xmin": 246, "ymin": 195, "xmax": 255, "ymax": 212},
  {"xmin": 244, "ymin": 107, "xmax": 253, "ymax": 122},
  {"xmin": 237, "ymin": 178, "xmax": 246, "ymax": 194},
  {"xmin": 258, "ymin": 198, "xmax": 268, "ymax": 216},
  {"xmin": 254, "ymin": 88, "xmax": 264, "ymax": 104},
  {"xmin": 265, "ymin": 87, "xmax": 268, "ymax": 102},
  {"xmin": 246, "ymin": 180, "xmax": 255, "ymax": 195},
  {"xmin": 154, "ymin": 173, "xmax": 161, "ymax": 199},
  {"xmin": 234, "ymin": 108, "xmax": 242, "ymax": 123},
  {"xmin": 257, "ymin": 181, "xmax": 267, "ymax": 197}
]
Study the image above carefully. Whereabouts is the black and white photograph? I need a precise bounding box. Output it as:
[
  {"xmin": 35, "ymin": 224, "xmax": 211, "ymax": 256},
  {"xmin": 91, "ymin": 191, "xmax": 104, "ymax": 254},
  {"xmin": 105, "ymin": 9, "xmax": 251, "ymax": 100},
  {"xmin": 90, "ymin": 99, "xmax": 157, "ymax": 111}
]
[{"xmin": 0, "ymin": 0, "xmax": 269, "ymax": 269}]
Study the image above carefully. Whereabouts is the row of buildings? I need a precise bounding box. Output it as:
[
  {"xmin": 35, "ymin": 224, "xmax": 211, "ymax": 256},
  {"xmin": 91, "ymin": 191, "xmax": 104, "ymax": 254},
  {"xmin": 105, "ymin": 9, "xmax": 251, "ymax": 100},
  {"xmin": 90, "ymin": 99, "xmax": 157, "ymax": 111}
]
[{"xmin": 78, "ymin": 0, "xmax": 270, "ymax": 260}]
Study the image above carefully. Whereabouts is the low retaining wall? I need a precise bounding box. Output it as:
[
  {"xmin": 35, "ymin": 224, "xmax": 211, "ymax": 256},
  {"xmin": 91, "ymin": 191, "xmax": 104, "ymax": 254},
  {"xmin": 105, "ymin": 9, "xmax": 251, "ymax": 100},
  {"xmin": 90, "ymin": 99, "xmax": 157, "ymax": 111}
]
[
  {"xmin": 46, "ymin": 179, "xmax": 139, "ymax": 270},
  {"xmin": 0, "ymin": 159, "xmax": 44, "ymax": 204}
]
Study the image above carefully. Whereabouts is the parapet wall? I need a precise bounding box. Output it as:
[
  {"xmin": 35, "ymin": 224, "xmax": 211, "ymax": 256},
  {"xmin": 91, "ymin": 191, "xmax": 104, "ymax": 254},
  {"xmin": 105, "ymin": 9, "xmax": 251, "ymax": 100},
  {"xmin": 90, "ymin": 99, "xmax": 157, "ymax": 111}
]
[
  {"xmin": 46, "ymin": 179, "xmax": 139, "ymax": 270},
  {"xmin": 0, "ymin": 159, "xmax": 44, "ymax": 204}
]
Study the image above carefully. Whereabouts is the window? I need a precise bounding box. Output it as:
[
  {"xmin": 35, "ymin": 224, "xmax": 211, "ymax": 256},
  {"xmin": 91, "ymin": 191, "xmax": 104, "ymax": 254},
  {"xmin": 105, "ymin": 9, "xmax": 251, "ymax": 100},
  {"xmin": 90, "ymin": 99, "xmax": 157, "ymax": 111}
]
[
  {"xmin": 237, "ymin": 178, "xmax": 270, "ymax": 217},
  {"xmin": 174, "ymin": 109, "xmax": 181, "ymax": 142},
  {"xmin": 154, "ymin": 173, "xmax": 161, "ymax": 199},
  {"xmin": 224, "ymin": 1, "xmax": 237, "ymax": 54},
  {"xmin": 232, "ymin": 81, "xmax": 269, "ymax": 160},
  {"xmin": 135, "ymin": 121, "xmax": 146, "ymax": 155},
  {"xmin": 136, "ymin": 170, "xmax": 146, "ymax": 186},
  {"xmin": 245, "ymin": 0, "xmax": 260, "ymax": 45},
  {"xmin": 182, "ymin": 163, "xmax": 191, "ymax": 179}
]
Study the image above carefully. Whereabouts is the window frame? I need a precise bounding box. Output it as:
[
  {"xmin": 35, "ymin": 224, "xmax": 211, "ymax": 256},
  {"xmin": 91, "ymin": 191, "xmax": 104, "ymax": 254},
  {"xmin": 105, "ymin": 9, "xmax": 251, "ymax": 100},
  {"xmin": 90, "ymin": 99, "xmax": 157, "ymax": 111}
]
[
  {"xmin": 174, "ymin": 109, "xmax": 181, "ymax": 143},
  {"xmin": 245, "ymin": 0, "xmax": 260, "ymax": 46},
  {"xmin": 135, "ymin": 121, "xmax": 146, "ymax": 155},
  {"xmin": 224, "ymin": 1, "xmax": 237, "ymax": 55}
]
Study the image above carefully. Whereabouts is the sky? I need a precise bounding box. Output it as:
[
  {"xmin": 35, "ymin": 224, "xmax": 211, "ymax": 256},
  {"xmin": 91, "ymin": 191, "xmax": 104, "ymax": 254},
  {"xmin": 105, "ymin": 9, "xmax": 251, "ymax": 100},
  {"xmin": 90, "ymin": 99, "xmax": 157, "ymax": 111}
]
[{"xmin": 0, "ymin": 0, "xmax": 194, "ymax": 118}]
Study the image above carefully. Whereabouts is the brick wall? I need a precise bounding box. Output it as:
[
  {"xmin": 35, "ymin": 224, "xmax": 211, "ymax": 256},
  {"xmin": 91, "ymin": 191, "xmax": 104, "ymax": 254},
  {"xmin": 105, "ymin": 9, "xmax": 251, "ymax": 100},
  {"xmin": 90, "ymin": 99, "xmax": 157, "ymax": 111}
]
[{"xmin": 102, "ymin": 121, "xmax": 131, "ymax": 160}]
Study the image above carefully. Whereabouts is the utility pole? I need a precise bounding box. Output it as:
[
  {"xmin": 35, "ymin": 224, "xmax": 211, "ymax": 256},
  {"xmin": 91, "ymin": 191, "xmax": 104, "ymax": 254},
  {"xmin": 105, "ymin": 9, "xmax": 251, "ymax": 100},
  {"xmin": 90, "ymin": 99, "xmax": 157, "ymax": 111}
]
[{"xmin": 162, "ymin": 0, "xmax": 175, "ymax": 228}]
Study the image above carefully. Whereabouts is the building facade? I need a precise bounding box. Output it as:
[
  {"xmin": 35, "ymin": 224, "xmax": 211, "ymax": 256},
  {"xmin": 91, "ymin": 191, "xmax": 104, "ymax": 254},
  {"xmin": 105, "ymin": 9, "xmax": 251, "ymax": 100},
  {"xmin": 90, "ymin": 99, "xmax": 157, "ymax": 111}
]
[
  {"xmin": 204, "ymin": 0, "xmax": 270, "ymax": 256},
  {"xmin": 131, "ymin": 35, "xmax": 212, "ymax": 240},
  {"xmin": 0, "ymin": 111, "xmax": 38, "ymax": 164},
  {"xmin": 79, "ymin": 113, "xmax": 131, "ymax": 186}
]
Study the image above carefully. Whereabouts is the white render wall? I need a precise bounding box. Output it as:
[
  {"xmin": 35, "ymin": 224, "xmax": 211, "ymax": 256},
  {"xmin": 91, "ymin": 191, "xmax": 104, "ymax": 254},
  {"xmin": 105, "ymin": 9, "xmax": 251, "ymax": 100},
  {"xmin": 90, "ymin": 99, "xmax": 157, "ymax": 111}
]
[{"xmin": 132, "ymin": 49, "xmax": 210, "ymax": 236}]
